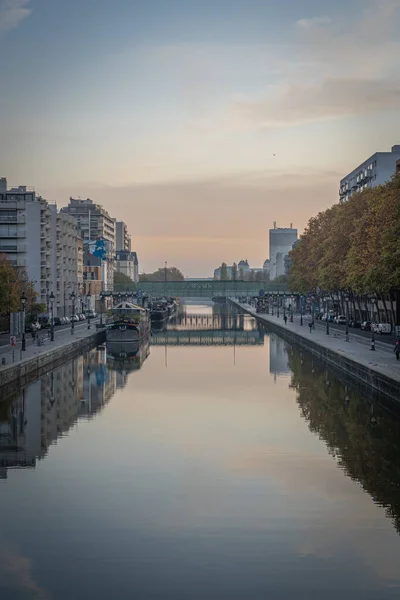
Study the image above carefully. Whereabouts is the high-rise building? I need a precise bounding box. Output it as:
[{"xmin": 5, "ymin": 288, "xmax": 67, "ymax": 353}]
[
  {"xmin": 115, "ymin": 220, "xmax": 131, "ymax": 252},
  {"xmin": 269, "ymin": 226, "xmax": 298, "ymax": 280},
  {"xmin": 115, "ymin": 250, "xmax": 139, "ymax": 283},
  {"xmin": 62, "ymin": 198, "xmax": 115, "ymax": 296},
  {"xmin": 339, "ymin": 145, "xmax": 400, "ymax": 202},
  {"xmin": 0, "ymin": 177, "xmax": 56, "ymax": 308}
]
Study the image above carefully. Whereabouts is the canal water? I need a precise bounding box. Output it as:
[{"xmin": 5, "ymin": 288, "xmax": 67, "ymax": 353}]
[{"xmin": 1, "ymin": 302, "xmax": 400, "ymax": 599}]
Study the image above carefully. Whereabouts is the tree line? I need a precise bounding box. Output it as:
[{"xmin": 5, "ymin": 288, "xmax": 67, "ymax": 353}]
[
  {"xmin": 288, "ymin": 173, "xmax": 400, "ymax": 323},
  {"xmin": 139, "ymin": 267, "xmax": 184, "ymax": 282}
]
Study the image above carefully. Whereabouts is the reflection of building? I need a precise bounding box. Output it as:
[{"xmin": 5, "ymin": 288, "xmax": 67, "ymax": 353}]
[
  {"xmin": 269, "ymin": 334, "xmax": 290, "ymax": 375},
  {"xmin": 269, "ymin": 226, "xmax": 298, "ymax": 280},
  {"xmin": 0, "ymin": 349, "xmax": 117, "ymax": 477}
]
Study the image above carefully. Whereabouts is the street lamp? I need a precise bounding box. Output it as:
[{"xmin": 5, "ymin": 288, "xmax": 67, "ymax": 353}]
[
  {"xmin": 326, "ymin": 297, "xmax": 330, "ymax": 335},
  {"xmin": 49, "ymin": 291, "xmax": 55, "ymax": 341},
  {"xmin": 371, "ymin": 297, "xmax": 376, "ymax": 351},
  {"xmin": 283, "ymin": 293, "xmax": 286, "ymax": 320},
  {"xmin": 344, "ymin": 294, "xmax": 349, "ymax": 342},
  {"xmin": 87, "ymin": 290, "xmax": 91, "ymax": 329},
  {"xmin": 20, "ymin": 291, "xmax": 26, "ymax": 351},
  {"xmin": 70, "ymin": 290, "xmax": 76, "ymax": 335},
  {"xmin": 300, "ymin": 295, "xmax": 303, "ymax": 326}
]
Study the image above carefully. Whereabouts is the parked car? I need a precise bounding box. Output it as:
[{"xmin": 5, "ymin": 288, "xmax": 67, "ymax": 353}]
[
  {"xmin": 70, "ymin": 314, "xmax": 80, "ymax": 322},
  {"xmin": 85, "ymin": 310, "xmax": 97, "ymax": 319},
  {"xmin": 348, "ymin": 319, "xmax": 361, "ymax": 328},
  {"xmin": 334, "ymin": 315, "xmax": 347, "ymax": 325},
  {"xmin": 78, "ymin": 314, "xmax": 86, "ymax": 320},
  {"xmin": 25, "ymin": 321, "xmax": 41, "ymax": 333},
  {"xmin": 361, "ymin": 321, "xmax": 374, "ymax": 331},
  {"xmin": 53, "ymin": 316, "xmax": 63, "ymax": 326},
  {"xmin": 373, "ymin": 323, "xmax": 392, "ymax": 335},
  {"xmin": 64, "ymin": 316, "xmax": 70, "ymax": 324}
]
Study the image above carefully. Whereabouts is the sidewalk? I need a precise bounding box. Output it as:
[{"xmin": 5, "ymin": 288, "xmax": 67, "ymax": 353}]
[
  {"xmin": 0, "ymin": 318, "xmax": 102, "ymax": 369},
  {"xmin": 232, "ymin": 300, "xmax": 400, "ymax": 387}
]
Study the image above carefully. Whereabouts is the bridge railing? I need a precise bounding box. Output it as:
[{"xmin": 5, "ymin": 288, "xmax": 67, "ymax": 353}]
[{"xmin": 137, "ymin": 280, "xmax": 289, "ymax": 297}]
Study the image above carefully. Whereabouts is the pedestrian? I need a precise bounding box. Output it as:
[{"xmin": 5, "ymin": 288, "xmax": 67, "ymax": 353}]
[
  {"xmin": 284, "ymin": 314, "xmax": 287, "ymax": 325},
  {"xmin": 308, "ymin": 321, "xmax": 313, "ymax": 334},
  {"xmin": 395, "ymin": 339, "xmax": 400, "ymax": 361}
]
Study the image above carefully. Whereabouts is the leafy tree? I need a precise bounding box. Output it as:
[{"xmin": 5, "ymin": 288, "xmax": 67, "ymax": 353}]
[
  {"xmin": 248, "ymin": 270, "xmax": 255, "ymax": 282},
  {"xmin": 255, "ymin": 271, "xmax": 264, "ymax": 282},
  {"xmin": 232, "ymin": 262, "xmax": 238, "ymax": 282},
  {"xmin": 0, "ymin": 254, "xmax": 19, "ymax": 314},
  {"xmin": 239, "ymin": 267, "xmax": 245, "ymax": 280},
  {"xmin": 219, "ymin": 262, "xmax": 230, "ymax": 281},
  {"xmin": 139, "ymin": 267, "xmax": 184, "ymax": 282},
  {"xmin": 114, "ymin": 271, "xmax": 136, "ymax": 290}
]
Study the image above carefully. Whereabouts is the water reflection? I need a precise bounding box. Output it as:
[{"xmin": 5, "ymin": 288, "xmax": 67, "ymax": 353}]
[
  {"xmin": 287, "ymin": 346, "xmax": 400, "ymax": 534},
  {"xmin": 0, "ymin": 349, "xmax": 117, "ymax": 477}
]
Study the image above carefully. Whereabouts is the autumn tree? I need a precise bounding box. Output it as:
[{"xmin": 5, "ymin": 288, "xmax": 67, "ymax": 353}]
[
  {"xmin": 232, "ymin": 262, "xmax": 238, "ymax": 282},
  {"xmin": 219, "ymin": 262, "xmax": 229, "ymax": 281}
]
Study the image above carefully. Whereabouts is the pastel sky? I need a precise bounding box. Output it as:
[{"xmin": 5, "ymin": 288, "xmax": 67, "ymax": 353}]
[{"xmin": 1, "ymin": 0, "xmax": 400, "ymax": 276}]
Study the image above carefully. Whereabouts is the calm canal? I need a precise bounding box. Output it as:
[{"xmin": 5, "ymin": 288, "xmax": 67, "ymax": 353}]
[{"xmin": 1, "ymin": 302, "xmax": 400, "ymax": 599}]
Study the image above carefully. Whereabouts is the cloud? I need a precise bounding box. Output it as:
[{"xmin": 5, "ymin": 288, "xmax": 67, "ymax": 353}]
[
  {"xmin": 296, "ymin": 16, "xmax": 332, "ymax": 29},
  {"xmin": 232, "ymin": 78, "xmax": 400, "ymax": 128},
  {"xmin": 0, "ymin": 0, "xmax": 31, "ymax": 33}
]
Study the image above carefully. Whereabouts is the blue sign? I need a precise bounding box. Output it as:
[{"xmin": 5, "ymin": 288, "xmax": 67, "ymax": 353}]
[{"xmin": 88, "ymin": 239, "xmax": 107, "ymax": 261}]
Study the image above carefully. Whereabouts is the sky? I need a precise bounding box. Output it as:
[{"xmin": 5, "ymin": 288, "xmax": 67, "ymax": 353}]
[{"xmin": 1, "ymin": 0, "xmax": 400, "ymax": 277}]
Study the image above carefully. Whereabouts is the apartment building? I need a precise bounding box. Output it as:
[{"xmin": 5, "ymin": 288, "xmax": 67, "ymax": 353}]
[
  {"xmin": 115, "ymin": 250, "xmax": 139, "ymax": 283},
  {"xmin": 62, "ymin": 198, "xmax": 115, "ymax": 294},
  {"xmin": 269, "ymin": 226, "xmax": 298, "ymax": 280},
  {"xmin": 56, "ymin": 212, "xmax": 79, "ymax": 317},
  {"xmin": 115, "ymin": 220, "xmax": 131, "ymax": 251},
  {"xmin": 0, "ymin": 177, "xmax": 56, "ymax": 308},
  {"xmin": 339, "ymin": 145, "xmax": 400, "ymax": 201}
]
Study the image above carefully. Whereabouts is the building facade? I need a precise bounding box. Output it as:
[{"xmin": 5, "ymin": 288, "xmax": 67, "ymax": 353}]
[
  {"xmin": 115, "ymin": 220, "xmax": 131, "ymax": 252},
  {"xmin": 62, "ymin": 197, "xmax": 116, "ymax": 298},
  {"xmin": 269, "ymin": 226, "xmax": 298, "ymax": 280},
  {"xmin": 56, "ymin": 212, "xmax": 79, "ymax": 317},
  {"xmin": 340, "ymin": 145, "xmax": 400, "ymax": 202},
  {"xmin": 0, "ymin": 177, "xmax": 56, "ymax": 308},
  {"xmin": 115, "ymin": 250, "xmax": 139, "ymax": 283}
]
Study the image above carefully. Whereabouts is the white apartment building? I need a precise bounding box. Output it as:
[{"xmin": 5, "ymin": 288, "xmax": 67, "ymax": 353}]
[
  {"xmin": 56, "ymin": 212, "xmax": 79, "ymax": 317},
  {"xmin": 115, "ymin": 220, "xmax": 131, "ymax": 251},
  {"xmin": 0, "ymin": 177, "xmax": 56, "ymax": 308},
  {"xmin": 340, "ymin": 145, "xmax": 400, "ymax": 201},
  {"xmin": 62, "ymin": 198, "xmax": 115, "ymax": 293},
  {"xmin": 269, "ymin": 226, "xmax": 298, "ymax": 280},
  {"xmin": 115, "ymin": 250, "xmax": 139, "ymax": 283}
]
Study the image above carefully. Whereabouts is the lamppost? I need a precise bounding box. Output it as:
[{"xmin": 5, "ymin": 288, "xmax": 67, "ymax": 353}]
[
  {"xmin": 326, "ymin": 297, "xmax": 330, "ymax": 335},
  {"xmin": 87, "ymin": 290, "xmax": 91, "ymax": 329},
  {"xmin": 49, "ymin": 291, "xmax": 55, "ymax": 341},
  {"xmin": 371, "ymin": 297, "xmax": 376, "ymax": 351},
  {"xmin": 100, "ymin": 293, "xmax": 103, "ymax": 327},
  {"xmin": 20, "ymin": 291, "xmax": 26, "ymax": 351},
  {"xmin": 283, "ymin": 293, "xmax": 286, "ymax": 320},
  {"xmin": 70, "ymin": 290, "xmax": 75, "ymax": 335},
  {"xmin": 300, "ymin": 295, "xmax": 303, "ymax": 326},
  {"xmin": 344, "ymin": 294, "xmax": 349, "ymax": 342}
]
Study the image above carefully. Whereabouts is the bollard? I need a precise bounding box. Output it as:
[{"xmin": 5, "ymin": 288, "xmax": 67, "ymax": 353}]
[{"xmin": 371, "ymin": 333, "xmax": 375, "ymax": 351}]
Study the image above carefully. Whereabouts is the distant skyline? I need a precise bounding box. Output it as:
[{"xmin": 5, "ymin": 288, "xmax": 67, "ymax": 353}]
[{"xmin": 1, "ymin": 0, "xmax": 400, "ymax": 276}]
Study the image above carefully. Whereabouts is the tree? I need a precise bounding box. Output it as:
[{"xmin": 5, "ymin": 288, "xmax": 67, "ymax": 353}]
[
  {"xmin": 239, "ymin": 267, "xmax": 245, "ymax": 281},
  {"xmin": 232, "ymin": 262, "xmax": 238, "ymax": 282},
  {"xmin": 248, "ymin": 270, "xmax": 255, "ymax": 282},
  {"xmin": 219, "ymin": 262, "xmax": 229, "ymax": 281},
  {"xmin": 114, "ymin": 271, "xmax": 136, "ymax": 290},
  {"xmin": 0, "ymin": 254, "xmax": 19, "ymax": 314},
  {"xmin": 255, "ymin": 271, "xmax": 264, "ymax": 282},
  {"xmin": 139, "ymin": 267, "xmax": 184, "ymax": 282}
]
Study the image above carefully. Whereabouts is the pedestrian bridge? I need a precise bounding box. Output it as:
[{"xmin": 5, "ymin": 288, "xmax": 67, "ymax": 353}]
[{"xmin": 138, "ymin": 280, "xmax": 288, "ymax": 298}]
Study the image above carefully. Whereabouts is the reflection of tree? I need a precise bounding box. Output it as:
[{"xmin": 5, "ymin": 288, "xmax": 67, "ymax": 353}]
[{"xmin": 288, "ymin": 348, "xmax": 400, "ymax": 535}]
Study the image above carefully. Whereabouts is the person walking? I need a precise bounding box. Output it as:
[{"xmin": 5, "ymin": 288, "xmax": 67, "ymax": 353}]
[
  {"xmin": 395, "ymin": 339, "xmax": 400, "ymax": 361},
  {"xmin": 284, "ymin": 314, "xmax": 287, "ymax": 325}
]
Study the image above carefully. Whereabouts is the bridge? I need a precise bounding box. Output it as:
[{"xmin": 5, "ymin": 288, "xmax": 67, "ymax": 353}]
[
  {"xmin": 151, "ymin": 312, "xmax": 265, "ymax": 345},
  {"xmin": 137, "ymin": 280, "xmax": 289, "ymax": 298}
]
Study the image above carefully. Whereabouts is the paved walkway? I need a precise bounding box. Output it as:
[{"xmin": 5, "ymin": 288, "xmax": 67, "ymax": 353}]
[
  {"xmin": 232, "ymin": 301, "xmax": 400, "ymax": 385},
  {"xmin": 0, "ymin": 318, "xmax": 102, "ymax": 369}
]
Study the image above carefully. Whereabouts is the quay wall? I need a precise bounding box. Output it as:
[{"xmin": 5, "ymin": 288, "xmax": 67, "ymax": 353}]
[
  {"xmin": 0, "ymin": 330, "xmax": 106, "ymax": 399},
  {"xmin": 230, "ymin": 300, "xmax": 400, "ymax": 403}
]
